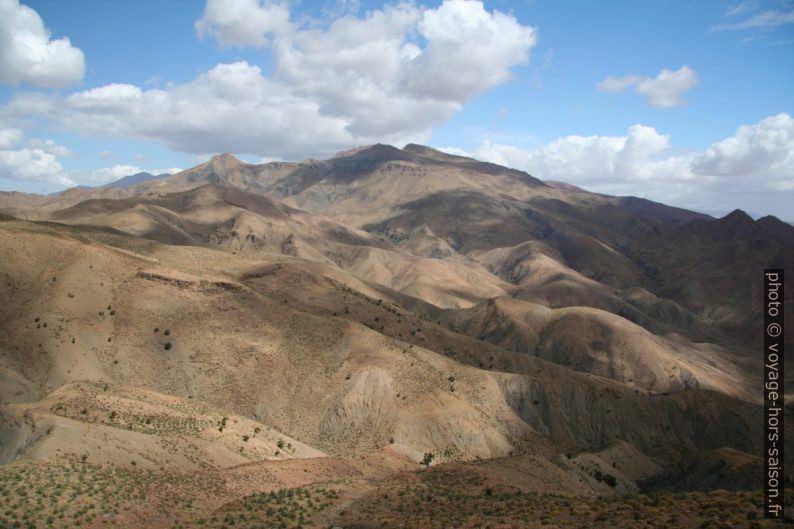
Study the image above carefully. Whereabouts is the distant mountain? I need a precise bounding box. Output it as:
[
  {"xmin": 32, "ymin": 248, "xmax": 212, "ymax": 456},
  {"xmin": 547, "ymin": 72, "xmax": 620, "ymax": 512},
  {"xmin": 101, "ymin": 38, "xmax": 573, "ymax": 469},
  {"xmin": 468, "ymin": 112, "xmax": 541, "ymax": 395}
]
[{"xmin": 104, "ymin": 171, "xmax": 168, "ymax": 189}]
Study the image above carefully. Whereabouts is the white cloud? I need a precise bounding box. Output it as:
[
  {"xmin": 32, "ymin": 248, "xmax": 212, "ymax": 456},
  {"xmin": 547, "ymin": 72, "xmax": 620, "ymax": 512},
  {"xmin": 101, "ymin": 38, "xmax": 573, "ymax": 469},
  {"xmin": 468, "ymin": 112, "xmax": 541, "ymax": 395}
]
[
  {"xmin": 25, "ymin": 138, "xmax": 73, "ymax": 157},
  {"xmin": 713, "ymin": 8, "xmax": 794, "ymax": 30},
  {"xmin": 472, "ymin": 124, "xmax": 692, "ymax": 188},
  {"xmin": 0, "ymin": 0, "xmax": 85, "ymax": 88},
  {"xmin": 462, "ymin": 113, "xmax": 794, "ymax": 209},
  {"xmin": 76, "ymin": 164, "xmax": 143, "ymax": 185},
  {"xmin": 0, "ymin": 127, "xmax": 179, "ymax": 188},
  {"xmin": 0, "ymin": 126, "xmax": 23, "ymax": 149},
  {"xmin": 598, "ymin": 66, "xmax": 699, "ymax": 108},
  {"xmin": 692, "ymin": 113, "xmax": 793, "ymax": 184},
  {"xmin": 0, "ymin": 147, "xmax": 73, "ymax": 186},
  {"xmin": 195, "ymin": 0, "xmax": 292, "ymax": 47},
  {"xmin": 1, "ymin": 1, "xmax": 535, "ymax": 160},
  {"xmin": 598, "ymin": 75, "xmax": 643, "ymax": 93},
  {"xmin": 0, "ymin": 127, "xmax": 74, "ymax": 186}
]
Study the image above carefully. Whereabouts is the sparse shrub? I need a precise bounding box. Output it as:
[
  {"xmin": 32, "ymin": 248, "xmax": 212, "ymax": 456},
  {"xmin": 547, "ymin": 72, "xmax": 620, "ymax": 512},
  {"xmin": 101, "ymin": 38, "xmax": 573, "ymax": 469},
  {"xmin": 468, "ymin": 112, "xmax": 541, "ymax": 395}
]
[
  {"xmin": 154, "ymin": 327, "xmax": 159, "ymax": 333},
  {"xmin": 164, "ymin": 329, "xmax": 170, "ymax": 336},
  {"xmin": 421, "ymin": 452, "xmax": 434, "ymax": 469},
  {"xmin": 254, "ymin": 427, "xmax": 261, "ymax": 434},
  {"xmin": 164, "ymin": 342, "xmax": 172, "ymax": 350},
  {"xmin": 277, "ymin": 439, "xmax": 284, "ymax": 449},
  {"xmin": 242, "ymin": 435, "xmax": 249, "ymax": 442}
]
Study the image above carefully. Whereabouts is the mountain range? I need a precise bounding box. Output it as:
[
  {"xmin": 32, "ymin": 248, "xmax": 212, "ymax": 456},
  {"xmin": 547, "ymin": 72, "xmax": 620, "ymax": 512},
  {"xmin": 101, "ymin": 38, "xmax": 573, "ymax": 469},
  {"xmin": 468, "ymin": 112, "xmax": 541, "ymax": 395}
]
[{"xmin": 0, "ymin": 143, "xmax": 790, "ymax": 528}]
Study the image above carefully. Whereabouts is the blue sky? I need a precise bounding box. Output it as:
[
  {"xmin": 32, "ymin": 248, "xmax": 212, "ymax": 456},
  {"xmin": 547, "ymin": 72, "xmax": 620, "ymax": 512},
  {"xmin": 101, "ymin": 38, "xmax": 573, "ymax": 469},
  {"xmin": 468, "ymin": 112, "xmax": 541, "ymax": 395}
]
[{"xmin": 0, "ymin": 0, "xmax": 792, "ymax": 219}]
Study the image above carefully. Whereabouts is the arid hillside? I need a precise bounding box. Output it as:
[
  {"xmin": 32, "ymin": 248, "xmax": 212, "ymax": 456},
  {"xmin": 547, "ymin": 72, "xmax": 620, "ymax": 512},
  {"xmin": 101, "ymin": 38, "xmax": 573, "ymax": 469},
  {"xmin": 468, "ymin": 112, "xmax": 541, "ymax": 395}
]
[{"xmin": 0, "ymin": 144, "xmax": 791, "ymax": 528}]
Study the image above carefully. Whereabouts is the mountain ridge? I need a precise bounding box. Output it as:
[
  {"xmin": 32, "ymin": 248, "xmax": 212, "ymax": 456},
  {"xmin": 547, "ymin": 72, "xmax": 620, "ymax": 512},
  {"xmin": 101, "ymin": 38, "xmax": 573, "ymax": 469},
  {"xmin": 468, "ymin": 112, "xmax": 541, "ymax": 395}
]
[{"xmin": 0, "ymin": 143, "xmax": 791, "ymax": 528}]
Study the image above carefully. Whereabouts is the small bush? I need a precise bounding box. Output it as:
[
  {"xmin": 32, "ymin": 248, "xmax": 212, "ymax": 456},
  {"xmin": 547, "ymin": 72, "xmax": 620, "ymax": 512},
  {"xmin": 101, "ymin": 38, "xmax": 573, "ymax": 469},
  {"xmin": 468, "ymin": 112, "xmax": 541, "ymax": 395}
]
[
  {"xmin": 164, "ymin": 342, "xmax": 172, "ymax": 350},
  {"xmin": 421, "ymin": 452, "xmax": 434, "ymax": 469}
]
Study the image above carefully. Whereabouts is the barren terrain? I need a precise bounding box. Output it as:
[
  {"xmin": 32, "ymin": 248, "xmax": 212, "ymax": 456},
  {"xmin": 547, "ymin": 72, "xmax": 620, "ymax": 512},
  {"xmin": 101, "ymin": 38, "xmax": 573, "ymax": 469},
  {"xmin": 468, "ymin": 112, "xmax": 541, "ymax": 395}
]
[{"xmin": 1, "ymin": 144, "xmax": 791, "ymax": 527}]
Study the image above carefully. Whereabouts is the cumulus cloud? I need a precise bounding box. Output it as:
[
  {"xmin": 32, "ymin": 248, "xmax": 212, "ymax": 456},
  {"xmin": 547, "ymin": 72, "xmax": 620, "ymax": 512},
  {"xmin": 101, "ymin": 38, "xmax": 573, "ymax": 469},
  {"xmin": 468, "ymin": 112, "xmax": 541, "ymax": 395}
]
[
  {"xmin": 470, "ymin": 124, "xmax": 692, "ymax": 189},
  {"xmin": 195, "ymin": 0, "xmax": 291, "ymax": 48},
  {"xmin": 0, "ymin": 126, "xmax": 23, "ymax": 149},
  {"xmin": 2, "ymin": 1, "xmax": 535, "ymax": 160},
  {"xmin": 0, "ymin": 127, "xmax": 181, "ymax": 188},
  {"xmin": 0, "ymin": 0, "xmax": 85, "ymax": 88},
  {"xmin": 25, "ymin": 138, "xmax": 74, "ymax": 157},
  {"xmin": 691, "ymin": 113, "xmax": 793, "ymax": 185},
  {"xmin": 598, "ymin": 66, "xmax": 699, "ymax": 108},
  {"xmin": 0, "ymin": 147, "xmax": 73, "ymax": 186},
  {"xmin": 444, "ymin": 113, "xmax": 793, "ymax": 213}
]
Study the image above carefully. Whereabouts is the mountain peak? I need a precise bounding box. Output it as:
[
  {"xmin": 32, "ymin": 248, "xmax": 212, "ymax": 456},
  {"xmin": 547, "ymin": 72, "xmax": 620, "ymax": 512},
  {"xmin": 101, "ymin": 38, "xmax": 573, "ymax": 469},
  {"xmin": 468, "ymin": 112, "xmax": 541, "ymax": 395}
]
[
  {"xmin": 209, "ymin": 153, "xmax": 243, "ymax": 167},
  {"xmin": 721, "ymin": 209, "xmax": 753, "ymax": 223},
  {"xmin": 333, "ymin": 144, "xmax": 404, "ymax": 160}
]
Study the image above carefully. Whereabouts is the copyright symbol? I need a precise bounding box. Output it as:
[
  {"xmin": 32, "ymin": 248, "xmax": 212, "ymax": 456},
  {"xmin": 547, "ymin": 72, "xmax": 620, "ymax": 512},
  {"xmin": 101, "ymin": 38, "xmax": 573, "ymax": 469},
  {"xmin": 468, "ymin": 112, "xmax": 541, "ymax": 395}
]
[{"xmin": 767, "ymin": 323, "xmax": 782, "ymax": 337}]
